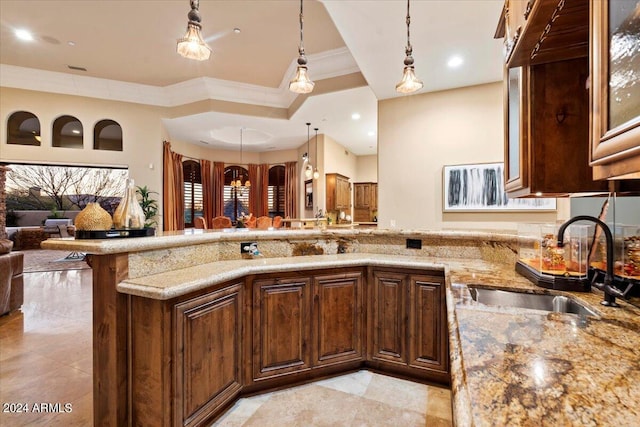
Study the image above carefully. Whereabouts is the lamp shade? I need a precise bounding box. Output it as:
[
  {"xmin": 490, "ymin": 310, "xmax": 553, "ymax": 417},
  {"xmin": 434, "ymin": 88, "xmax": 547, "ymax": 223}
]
[
  {"xmin": 177, "ymin": 23, "xmax": 211, "ymax": 61},
  {"xmin": 290, "ymin": 66, "xmax": 315, "ymax": 94},
  {"xmin": 395, "ymin": 66, "xmax": 423, "ymax": 94},
  {"xmin": 304, "ymin": 164, "xmax": 313, "ymax": 179}
]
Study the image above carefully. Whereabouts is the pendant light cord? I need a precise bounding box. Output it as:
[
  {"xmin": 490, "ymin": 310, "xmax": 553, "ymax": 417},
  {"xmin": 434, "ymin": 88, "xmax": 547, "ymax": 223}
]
[
  {"xmin": 405, "ymin": 0, "xmax": 412, "ymax": 56},
  {"xmin": 306, "ymin": 122, "xmax": 311, "ymax": 162},
  {"xmin": 298, "ymin": 0, "xmax": 305, "ymax": 56}
]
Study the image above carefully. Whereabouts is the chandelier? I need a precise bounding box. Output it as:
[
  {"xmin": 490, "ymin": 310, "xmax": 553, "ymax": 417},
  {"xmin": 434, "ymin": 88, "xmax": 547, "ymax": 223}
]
[
  {"xmin": 395, "ymin": 0, "xmax": 423, "ymax": 93},
  {"xmin": 176, "ymin": 0, "xmax": 212, "ymax": 61},
  {"xmin": 231, "ymin": 128, "xmax": 250, "ymax": 194},
  {"xmin": 289, "ymin": 0, "xmax": 315, "ymax": 94}
]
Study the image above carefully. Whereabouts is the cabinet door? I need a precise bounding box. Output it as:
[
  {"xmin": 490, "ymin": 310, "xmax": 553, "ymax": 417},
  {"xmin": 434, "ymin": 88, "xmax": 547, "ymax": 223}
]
[
  {"xmin": 590, "ymin": 0, "xmax": 640, "ymax": 180},
  {"xmin": 175, "ymin": 283, "xmax": 243, "ymax": 427},
  {"xmin": 408, "ymin": 275, "xmax": 448, "ymax": 374},
  {"xmin": 252, "ymin": 277, "xmax": 312, "ymax": 381},
  {"xmin": 312, "ymin": 271, "xmax": 364, "ymax": 367},
  {"xmin": 336, "ymin": 177, "xmax": 351, "ymax": 210},
  {"xmin": 504, "ymin": 66, "xmax": 529, "ymax": 193},
  {"xmin": 326, "ymin": 174, "xmax": 337, "ymax": 212},
  {"xmin": 371, "ymin": 183, "xmax": 378, "ymax": 210},
  {"xmin": 369, "ymin": 271, "xmax": 407, "ymax": 365},
  {"xmin": 354, "ymin": 183, "xmax": 370, "ymax": 209}
]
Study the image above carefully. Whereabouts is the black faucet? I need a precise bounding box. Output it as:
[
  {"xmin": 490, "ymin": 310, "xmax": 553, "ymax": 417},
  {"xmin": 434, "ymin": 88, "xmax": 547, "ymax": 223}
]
[{"xmin": 557, "ymin": 215, "xmax": 624, "ymax": 307}]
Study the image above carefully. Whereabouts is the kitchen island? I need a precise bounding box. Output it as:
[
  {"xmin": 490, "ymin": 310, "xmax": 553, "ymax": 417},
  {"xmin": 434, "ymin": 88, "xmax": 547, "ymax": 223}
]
[{"xmin": 42, "ymin": 228, "xmax": 640, "ymax": 426}]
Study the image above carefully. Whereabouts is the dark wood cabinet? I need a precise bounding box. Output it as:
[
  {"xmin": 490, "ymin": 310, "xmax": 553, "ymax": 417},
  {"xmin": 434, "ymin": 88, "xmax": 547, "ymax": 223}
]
[
  {"xmin": 175, "ymin": 282, "xmax": 244, "ymax": 427},
  {"xmin": 369, "ymin": 269, "xmax": 448, "ymax": 380},
  {"xmin": 312, "ymin": 271, "xmax": 364, "ymax": 367},
  {"xmin": 370, "ymin": 270, "xmax": 407, "ymax": 365},
  {"xmin": 590, "ymin": 0, "xmax": 640, "ymax": 180},
  {"xmin": 326, "ymin": 173, "xmax": 351, "ymax": 212},
  {"xmin": 354, "ymin": 183, "xmax": 371, "ymax": 208},
  {"xmin": 252, "ymin": 276, "xmax": 312, "ymax": 381}
]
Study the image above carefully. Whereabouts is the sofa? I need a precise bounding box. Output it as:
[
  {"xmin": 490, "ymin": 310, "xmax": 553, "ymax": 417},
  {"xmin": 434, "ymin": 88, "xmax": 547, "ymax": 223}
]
[{"xmin": 0, "ymin": 239, "xmax": 24, "ymax": 316}]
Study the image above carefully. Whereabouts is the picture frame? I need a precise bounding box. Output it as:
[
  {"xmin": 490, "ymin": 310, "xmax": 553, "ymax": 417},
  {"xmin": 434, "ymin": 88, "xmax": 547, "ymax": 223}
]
[
  {"xmin": 442, "ymin": 162, "xmax": 556, "ymax": 212},
  {"xmin": 304, "ymin": 179, "xmax": 313, "ymax": 209}
]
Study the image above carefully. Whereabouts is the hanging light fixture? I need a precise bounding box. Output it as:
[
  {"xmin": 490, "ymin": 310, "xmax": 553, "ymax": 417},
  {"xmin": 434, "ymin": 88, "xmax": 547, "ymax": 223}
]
[
  {"xmin": 289, "ymin": 0, "xmax": 315, "ymax": 94},
  {"xmin": 176, "ymin": 0, "xmax": 212, "ymax": 61},
  {"xmin": 313, "ymin": 127, "xmax": 320, "ymax": 179},
  {"xmin": 304, "ymin": 122, "xmax": 313, "ymax": 179},
  {"xmin": 395, "ymin": 0, "xmax": 423, "ymax": 94},
  {"xmin": 231, "ymin": 128, "xmax": 250, "ymax": 195}
]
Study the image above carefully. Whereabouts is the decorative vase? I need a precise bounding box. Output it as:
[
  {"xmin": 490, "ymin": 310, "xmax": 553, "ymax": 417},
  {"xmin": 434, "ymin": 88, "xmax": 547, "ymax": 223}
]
[
  {"xmin": 75, "ymin": 202, "xmax": 113, "ymax": 231},
  {"xmin": 113, "ymin": 179, "xmax": 146, "ymax": 229}
]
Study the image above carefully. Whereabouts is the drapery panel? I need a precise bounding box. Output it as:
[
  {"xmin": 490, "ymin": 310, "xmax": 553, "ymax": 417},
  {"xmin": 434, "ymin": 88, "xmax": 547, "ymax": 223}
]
[
  {"xmin": 248, "ymin": 163, "xmax": 259, "ymax": 216},
  {"xmin": 284, "ymin": 161, "xmax": 298, "ymax": 218},
  {"xmin": 213, "ymin": 162, "xmax": 225, "ymax": 217},
  {"xmin": 259, "ymin": 163, "xmax": 269, "ymax": 217},
  {"xmin": 162, "ymin": 141, "xmax": 184, "ymax": 231},
  {"xmin": 200, "ymin": 159, "xmax": 213, "ymax": 226}
]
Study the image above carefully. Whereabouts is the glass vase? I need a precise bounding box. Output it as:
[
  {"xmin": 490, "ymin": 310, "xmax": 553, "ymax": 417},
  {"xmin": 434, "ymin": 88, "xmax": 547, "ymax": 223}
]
[{"xmin": 113, "ymin": 178, "xmax": 145, "ymax": 229}]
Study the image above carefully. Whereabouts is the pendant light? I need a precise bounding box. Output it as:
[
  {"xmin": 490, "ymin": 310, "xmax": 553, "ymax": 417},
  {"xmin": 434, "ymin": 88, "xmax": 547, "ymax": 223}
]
[
  {"xmin": 176, "ymin": 0, "xmax": 212, "ymax": 61},
  {"xmin": 313, "ymin": 127, "xmax": 320, "ymax": 179},
  {"xmin": 289, "ymin": 0, "xmax": 315, "ymax": 94},
  {"xmin": 395, "ymin": 0, "xmax": 423, "ymax": 94},
  {"xmin": 304, "ymin": 122, "xmax": 313, "ymax": 179}
]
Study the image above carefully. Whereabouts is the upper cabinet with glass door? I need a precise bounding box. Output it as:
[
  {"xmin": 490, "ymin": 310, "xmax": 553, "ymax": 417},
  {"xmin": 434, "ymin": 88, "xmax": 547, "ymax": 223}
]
[{"xmin": 590, "ymin": 0, "xmax": 640, "ymax": 180}]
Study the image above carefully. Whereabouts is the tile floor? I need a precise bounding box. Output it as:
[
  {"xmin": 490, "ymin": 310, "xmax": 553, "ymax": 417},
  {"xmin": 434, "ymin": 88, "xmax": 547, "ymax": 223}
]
[{"xmin": 0, "ymin": 263, "xmax": 453, "ymax": 426}]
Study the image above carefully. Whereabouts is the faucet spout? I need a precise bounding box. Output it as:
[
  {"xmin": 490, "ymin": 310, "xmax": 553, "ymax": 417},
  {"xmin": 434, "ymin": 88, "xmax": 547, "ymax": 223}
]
[{"xmin": 557, "ymin": 215, "xmax": 619, "ymax": 307}]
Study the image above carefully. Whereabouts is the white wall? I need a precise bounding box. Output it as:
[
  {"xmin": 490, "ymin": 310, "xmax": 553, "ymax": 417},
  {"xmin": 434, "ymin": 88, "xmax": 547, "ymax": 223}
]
[
  {"xmin": 378, "ymin": 82, "xmax": 568, "ymax": 231},
  {"xmin": 355, "ymin": 155, "xmax": 378, "ymax": 183}
]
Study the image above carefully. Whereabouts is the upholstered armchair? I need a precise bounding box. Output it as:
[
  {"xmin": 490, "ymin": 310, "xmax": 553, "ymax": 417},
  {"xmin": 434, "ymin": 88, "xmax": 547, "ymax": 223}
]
[{"xmin": 0, "ymin": 240, "xmax": 24, "ymax": 316}]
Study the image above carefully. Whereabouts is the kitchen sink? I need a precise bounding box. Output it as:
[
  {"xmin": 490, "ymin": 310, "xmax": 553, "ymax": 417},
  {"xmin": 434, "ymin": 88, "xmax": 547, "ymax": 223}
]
[{"xmin": 468, "ymin": 287, "xmax": 597, "ymax": 317}]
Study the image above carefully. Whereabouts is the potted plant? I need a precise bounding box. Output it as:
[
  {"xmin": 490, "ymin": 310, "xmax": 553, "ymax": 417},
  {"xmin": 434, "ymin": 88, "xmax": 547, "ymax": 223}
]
[{"xmin": 135, "ymin": 185, "xmax": 159, "ymax": 228}]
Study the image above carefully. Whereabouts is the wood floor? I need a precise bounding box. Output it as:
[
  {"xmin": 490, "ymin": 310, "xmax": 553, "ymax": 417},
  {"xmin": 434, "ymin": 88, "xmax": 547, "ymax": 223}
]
[{"xmin": 0, "ymin": 262, "xmax": 453, "ymax": 426}]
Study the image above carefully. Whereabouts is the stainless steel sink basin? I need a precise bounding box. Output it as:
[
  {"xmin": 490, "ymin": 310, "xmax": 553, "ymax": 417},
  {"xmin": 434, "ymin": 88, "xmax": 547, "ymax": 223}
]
[{"xmin": 468, "ymin": 287, "xmax": 597, "ymax": 317}]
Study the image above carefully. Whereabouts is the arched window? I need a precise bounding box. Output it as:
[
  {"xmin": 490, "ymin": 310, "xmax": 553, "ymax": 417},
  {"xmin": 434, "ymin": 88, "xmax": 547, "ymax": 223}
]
[
  {"xmin": 268, "ymin": 165, "xmax": 285, "ymax": 217},
  {"xmin": 52, "ymin": 115, "xmax": 83, "ymax": 148},
  {"xmin": 224, "ymin": 166, "xmax": 249, "ymax": 222},
  {"xmin": 94, "ymin": 119, "xmax": 123, "ymax": 151},
  {"xmin": 183, "ymin": 160, "xmax": 202, "ymax": 228},
  {"xmin": 7, "ymin": 111, "xmax": 41, "ymax": 146}
]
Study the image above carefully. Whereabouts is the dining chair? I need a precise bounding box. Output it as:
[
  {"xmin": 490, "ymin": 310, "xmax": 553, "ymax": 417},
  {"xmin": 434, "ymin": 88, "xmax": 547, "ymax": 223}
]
[
  {"xmin": 211, "ymin": 216, "xmax": 232, "ymax": 229},
  {"xmin": 256, "ymin": 216, "xmax": 272, "ymax": 230}
]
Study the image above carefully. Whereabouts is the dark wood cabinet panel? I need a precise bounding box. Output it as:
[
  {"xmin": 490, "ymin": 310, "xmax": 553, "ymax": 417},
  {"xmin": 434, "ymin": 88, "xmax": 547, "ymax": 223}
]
[
  {"xmin": 353, "ymin": 182, "xmax": 378, "ymax": 222},
  {"xmin": 175, "ymin": 283, "xmax": 243, "ymax": 427},
  {"xmin": 252, "ymin": 277, "xmax": 312, "ymax": 380},
  {"xmin": 370, "ymin": 271, "xmax": 407, "ymax": 365},
  {"xmin": 408, "ymin": 275, "xmax": 448, "ymax": 374},
  {"xmin": 312, "ymin": 272, "xmax": 364, "ymax": 366}
]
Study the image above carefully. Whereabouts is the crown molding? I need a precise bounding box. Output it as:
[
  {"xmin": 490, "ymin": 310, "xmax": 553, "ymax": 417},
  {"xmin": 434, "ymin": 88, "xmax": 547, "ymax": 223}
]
[{"xmin": 0, "ymin": 47, "xmax": 360, "ymax": 109}]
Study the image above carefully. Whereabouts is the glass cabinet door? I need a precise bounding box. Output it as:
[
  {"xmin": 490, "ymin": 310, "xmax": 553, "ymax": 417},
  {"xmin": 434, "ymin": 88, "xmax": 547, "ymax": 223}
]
[
  {"xmin": 504, "ymin": 66, "xmax": 529, "ymax": 192},
  {"xmin": 591, "ymin": 0, "xmax": 640, "ymax": 179}
]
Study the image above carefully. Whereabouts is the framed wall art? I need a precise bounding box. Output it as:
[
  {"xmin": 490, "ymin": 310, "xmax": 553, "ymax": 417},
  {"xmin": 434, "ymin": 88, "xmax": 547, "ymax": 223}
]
[{"xmin": 443, "ymin": 162, "xmax": 556, "ymax": 212}]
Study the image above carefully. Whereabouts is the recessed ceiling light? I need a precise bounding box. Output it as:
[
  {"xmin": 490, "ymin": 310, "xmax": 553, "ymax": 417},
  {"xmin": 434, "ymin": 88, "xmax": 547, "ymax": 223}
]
[
  {"xmin": 15, "ymin": 29, "xmax": 34, "ymax": 41},
  {"xmin": 67, "ymin": 41, "xmax": 76, "ymax": 46},
  {"xmin": 447, "ymin": 56, "xmax": 464, "ymax": 68},
  {"xmin": 368, "ymin": 131, "xmax": 375, "ymax": 137},
  {"xmin": 351, "ymin": 113, "xmax": 361, "ymax": 120},
  {"xmin": 72, "ymin": 129, "xmax": 81, "ymax": 134},
  {"xmin": 535, "ymin": 192, "xmax": 543, "ymax": 197},
  {"xmin": 233, "ymin": 28, "xmax": 241, "ymax": 34}
]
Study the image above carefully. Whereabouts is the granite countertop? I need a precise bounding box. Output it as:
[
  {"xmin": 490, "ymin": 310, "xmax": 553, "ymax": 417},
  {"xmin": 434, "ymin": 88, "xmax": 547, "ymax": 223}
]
[{"xmin": 117, "ymin": 252, "xmax": 640, "ymax": 426}]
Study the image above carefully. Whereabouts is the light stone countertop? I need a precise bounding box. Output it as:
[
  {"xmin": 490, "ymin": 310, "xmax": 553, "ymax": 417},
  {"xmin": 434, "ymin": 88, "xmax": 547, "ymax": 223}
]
[{"xmin": 43, "ymin": 230, "xmax": 640, "ymax": 426}]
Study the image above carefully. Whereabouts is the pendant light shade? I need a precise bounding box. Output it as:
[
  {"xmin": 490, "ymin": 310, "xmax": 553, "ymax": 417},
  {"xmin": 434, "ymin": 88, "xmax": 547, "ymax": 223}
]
[
  {"xmin": 395, "ymin": 0, "xmax": 423, "ymax": 94},
  {"xmin": 313, "ymin": 127, "xmax": 320, "ymax": 179},
  {"xmin": 177, "ymin": 0, "xmax": 211, "ymax": 61},
  {"xmin": 289, "ymin": 0, "xmax": 315, "ymax": 94}
]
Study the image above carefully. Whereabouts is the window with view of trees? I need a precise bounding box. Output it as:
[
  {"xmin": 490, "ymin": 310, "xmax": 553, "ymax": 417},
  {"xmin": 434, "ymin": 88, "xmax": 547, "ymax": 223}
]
[
  {"xmin": 268, "ymin": 165, "xmax": 285, "ymax": 217},
  {"xmin": 183, "ymin": 160, "xmax": 202, "ymax": 228},
  {"xmin": 52, "ymin": 115, "xmax": 83, "ymax": 148},
  {"xmin": 94, "ymin": 119, "xmax": 123, "ymax": 151},
  {"xmin": 224, "ymin": 166, "xmax": 249, "ymax": 222},
  {"xmin": 7, "ymin": 111, "xmax": 41, "ymax": 146}
]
